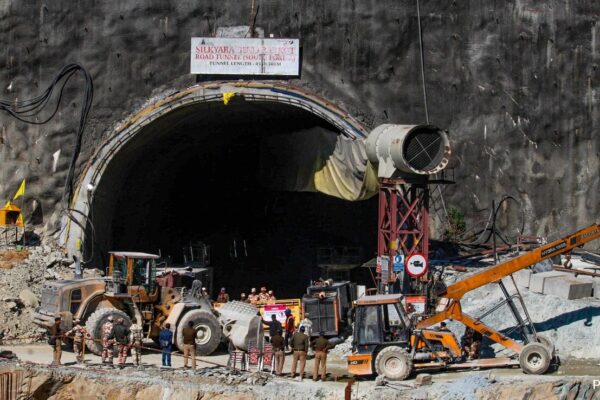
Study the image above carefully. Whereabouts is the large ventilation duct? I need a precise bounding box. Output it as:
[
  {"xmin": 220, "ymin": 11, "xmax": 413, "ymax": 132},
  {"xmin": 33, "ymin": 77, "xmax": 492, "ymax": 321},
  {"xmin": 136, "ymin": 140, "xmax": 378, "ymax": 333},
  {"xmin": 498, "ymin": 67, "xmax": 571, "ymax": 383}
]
[{"xmin": 366, "ymin": 124, "xmax": 451, "ymax": 178}]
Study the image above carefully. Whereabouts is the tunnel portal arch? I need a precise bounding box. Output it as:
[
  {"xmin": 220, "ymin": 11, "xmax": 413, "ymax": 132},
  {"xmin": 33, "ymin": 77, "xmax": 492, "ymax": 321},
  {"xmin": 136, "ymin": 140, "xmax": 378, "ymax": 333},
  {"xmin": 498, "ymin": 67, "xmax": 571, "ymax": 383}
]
[{"xmin": 62, "ymin": 81, "xmax": 370, "ymax": 259}]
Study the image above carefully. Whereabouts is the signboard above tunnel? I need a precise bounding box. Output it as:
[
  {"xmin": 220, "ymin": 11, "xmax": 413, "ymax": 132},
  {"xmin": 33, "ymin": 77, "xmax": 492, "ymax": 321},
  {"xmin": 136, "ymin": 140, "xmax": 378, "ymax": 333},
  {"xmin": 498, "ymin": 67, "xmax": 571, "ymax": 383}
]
[{"xmin": 191, "ymin": 37, "xmax": 300, "ymax": 76}]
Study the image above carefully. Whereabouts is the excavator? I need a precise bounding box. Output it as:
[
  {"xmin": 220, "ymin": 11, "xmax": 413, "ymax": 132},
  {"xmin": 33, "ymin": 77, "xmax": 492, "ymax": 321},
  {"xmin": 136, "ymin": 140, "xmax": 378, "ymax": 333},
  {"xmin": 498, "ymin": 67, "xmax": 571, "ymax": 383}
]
[{"xmin": 347, "ymin": 223, "xmax": 600, "ymax": 380}]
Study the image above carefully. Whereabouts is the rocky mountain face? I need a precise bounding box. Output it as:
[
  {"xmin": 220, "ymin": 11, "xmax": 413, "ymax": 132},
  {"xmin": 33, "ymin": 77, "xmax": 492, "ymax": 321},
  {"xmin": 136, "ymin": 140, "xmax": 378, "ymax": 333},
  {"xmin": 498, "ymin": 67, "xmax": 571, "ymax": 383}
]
[{"xmin": 0, "ymin": 1, "xmax": 598, "ymax": 247}]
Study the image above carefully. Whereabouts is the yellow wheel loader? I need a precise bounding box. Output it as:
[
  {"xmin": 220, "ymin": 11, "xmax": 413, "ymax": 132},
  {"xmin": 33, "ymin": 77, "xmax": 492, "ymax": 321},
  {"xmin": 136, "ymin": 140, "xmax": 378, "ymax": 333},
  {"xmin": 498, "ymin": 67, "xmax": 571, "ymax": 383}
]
[{"xmin": 33, "ymin": 251, "xmax": 263, "ymax": 355}]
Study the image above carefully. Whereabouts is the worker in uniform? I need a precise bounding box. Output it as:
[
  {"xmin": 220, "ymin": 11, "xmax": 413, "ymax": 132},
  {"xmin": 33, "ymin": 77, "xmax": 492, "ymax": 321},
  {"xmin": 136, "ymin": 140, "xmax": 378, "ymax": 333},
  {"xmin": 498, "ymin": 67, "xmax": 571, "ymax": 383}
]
[
  {"xmin": 201, "ymin": 287, "xmax": 208, "ymax": 297},
  {"xmin": 312, "ymin": 331, "xmax": 330, "ymax": 381},
  {"xmin": 248, "ymin": 288, "xmax": 259, "ymax": 303},
  {"xmin": 270, "ymin": 329, "xmax": 285, "ymax": 376},
  {"xmin": 258, "ymin": 286, "xmax": 270, "ymax": 303},
  {"xmin": 298, "ymin": 313, "xmax": 313, "ymax": 356},
  {"xmin": 129, "ymin": 317, "xmax": 144, "ymax": 367},
  {"xmin": 159, "ymin": 323, "xmax": 173, "ymax": 368},
  {"xmin": 262, "ymin": 314, "xmax": 283, "ymax": 338},
  {"xmin": 216, "ymin": 287, "xmax": 230, "ymax": 303},
  {"xmin": 101, "ymin": 315, "xmax": 114, "ymax": 365},
  {"xmin": 109, "ymin": 317, "xmax": 131, "ymax": 369},
  {"xmin": 65, "ymin": 319, "xmax": 90, "ymax": 366},
  {"xmin": 284, "ymin": 308, "xmax": 295, "ymax": 352},
  {"xmin": 240, "ymin": 293, "xmax": 249, "ymax": 302},
  {"xmin": 268, "ymin": 290, "xmax": 276, "ymax": 301},
  {"xmin": 182, "ymin": 321, "xmax": 197, "ymax": 369},
  {"xmin": 290, "ymin": 326, "xmax": 309, "ymax": 381},
  {"xmin": 48, "ymin": 316, "xmax": 63, "ymax": 366}
]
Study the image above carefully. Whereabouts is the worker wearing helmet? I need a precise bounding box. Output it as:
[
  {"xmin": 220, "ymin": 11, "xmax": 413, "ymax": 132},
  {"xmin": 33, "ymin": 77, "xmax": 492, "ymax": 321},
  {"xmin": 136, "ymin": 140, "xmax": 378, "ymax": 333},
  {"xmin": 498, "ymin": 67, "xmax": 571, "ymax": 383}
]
[
  {"xmin": 258, "ymin": 286, "xmax": 270, "ymax": 303},
  {"xmin": 216, "ymin": 287, "xmax": 229, "ymax": 303},
  {"xmin": 109, "ymin": 317, "xmax": 131, "ymax": 369},
  {"xmin": 101, "ymin": 315, "xmax": 115, "ymax": 365},
  {"xmin": 284, "ymin": 308, "xmax": 295, "ymax": 352},
  {"xmin": 66, "ymin": 318, "xmax": 91, "ymax": 366},
  {"xmin": 248, "ymin": 288, "xmax": 259, "ymax": 303},
  {"xmin": 268, "ymin": 290, "xmax": 276, "ymax": 301}
]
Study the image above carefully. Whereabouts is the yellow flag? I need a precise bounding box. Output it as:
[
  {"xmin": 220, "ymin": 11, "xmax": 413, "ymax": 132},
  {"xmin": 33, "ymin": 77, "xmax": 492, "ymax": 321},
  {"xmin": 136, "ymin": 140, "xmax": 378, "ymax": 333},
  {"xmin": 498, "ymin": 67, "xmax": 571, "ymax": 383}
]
[
  {"xmin": 16, "ymin": 213, "xmax": 24, "ymax": 227},
  {"xmin": 13, "ymin": 180, "xmax": 26, "ymax": 200},
  {"xmin": 3, "ymin": 201, "xmax": 10, "ymax": 208},
  {"xmin": 222, "ymin": 92, "xmax": 235, "ymax": 105}
]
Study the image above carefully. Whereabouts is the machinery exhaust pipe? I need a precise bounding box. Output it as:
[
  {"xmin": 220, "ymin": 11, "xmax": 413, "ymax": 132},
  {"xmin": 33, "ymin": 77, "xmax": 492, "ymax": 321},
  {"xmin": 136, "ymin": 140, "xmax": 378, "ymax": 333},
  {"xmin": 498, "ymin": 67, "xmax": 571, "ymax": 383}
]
[{"xmin": 366, "ymin": 124, "xmax": 451, "ymax": 177}]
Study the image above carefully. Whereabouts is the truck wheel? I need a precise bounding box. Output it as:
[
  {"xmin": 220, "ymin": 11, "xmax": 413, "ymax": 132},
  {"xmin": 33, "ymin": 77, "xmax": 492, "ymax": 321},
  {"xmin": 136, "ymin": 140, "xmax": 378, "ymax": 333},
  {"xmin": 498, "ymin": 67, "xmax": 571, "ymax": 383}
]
[
  {"xmin": 176, "ymin": 309, "xmax": 221, "ymax": 356},
  {"xmin": 374, "ymin": 346, "xmax": 413, "ymax": 381},
  {"xmin": 84, "ymin": 308, "xmax": 131, "ymax": 355},
  {"xmin": 519, "ymin": 343, "xmax": 551, "ymax": 374}
]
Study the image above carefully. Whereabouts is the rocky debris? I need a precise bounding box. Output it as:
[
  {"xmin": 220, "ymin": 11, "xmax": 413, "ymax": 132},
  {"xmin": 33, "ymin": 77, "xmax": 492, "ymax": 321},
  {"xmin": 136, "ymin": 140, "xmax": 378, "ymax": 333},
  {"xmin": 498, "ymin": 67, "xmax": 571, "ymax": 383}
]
[
  {"xmin": 0, "ymin": 361, "xmax": 338, "ymax": 400},
  {"xmin": 329, "ymin": 335, "xmax": 353, "ymax": 356},
  {"xmin": 415, "ymin": 373, "xmax": 432, "ymax": 386},
  {"xmin": 18, "ymin": 289, "xmax": 38, "ymax": 308},
  {"xmin": 0, "ymin": 246, "xmax": 103, "ymax": 342}
]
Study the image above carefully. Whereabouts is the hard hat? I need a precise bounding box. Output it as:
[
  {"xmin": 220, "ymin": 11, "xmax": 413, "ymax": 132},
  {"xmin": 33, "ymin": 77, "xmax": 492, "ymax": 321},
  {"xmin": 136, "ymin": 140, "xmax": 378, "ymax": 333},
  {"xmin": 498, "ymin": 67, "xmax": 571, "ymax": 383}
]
[
  {"xmin": 251, "ymin": 288, "xmax": 256, "ymax": 293},
  {"xmin": 268, "ymin": 290, "xmax": 273, "ymax": 294},
  {"xmin": 260, "ymin": 286, "xmax": 267, "ymax": 291},
  {"xmin": 304, "ymin": 313, "xmax": 310, "ymax": 317},
  {"xmin": 117, "ymin": 318, "xmax": 124, "ymax": 324},
  {"xmin": 202, "ymin": 287, "xmax": 207, "ymax": 291},
  {"xmin": 107, "ymin": 316, "xmax": 114, "ymax": 322},
  {"xmin": 220, "ymin": 287, "xmax": 226, "ymax": 292}
]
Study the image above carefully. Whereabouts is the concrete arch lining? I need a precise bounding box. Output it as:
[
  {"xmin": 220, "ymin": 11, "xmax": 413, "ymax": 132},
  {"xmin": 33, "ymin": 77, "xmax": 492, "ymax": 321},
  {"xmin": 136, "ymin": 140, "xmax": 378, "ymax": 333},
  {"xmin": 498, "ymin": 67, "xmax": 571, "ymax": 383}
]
[{"xmin": 62, "ymin": 81, "xmax": 370, "ymax": 256}]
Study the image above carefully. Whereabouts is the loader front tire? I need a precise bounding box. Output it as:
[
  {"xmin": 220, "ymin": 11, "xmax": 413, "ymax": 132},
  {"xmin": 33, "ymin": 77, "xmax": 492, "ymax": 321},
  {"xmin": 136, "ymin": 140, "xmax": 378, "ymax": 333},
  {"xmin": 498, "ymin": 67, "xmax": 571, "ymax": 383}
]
[
  {"xmin": 176, "ymin": 309, "xmax": 221, "ymax": 356},
  {"xmin": 519, "ymin": 343, "xmax": 551, "ymax": 375},
  {"xmin": 374, "ymin": 346, "xmax": 413, "ymax": 381},
  {"xmin": 85, "ymin": 307, "xmax": 131, "ymax": 355}
]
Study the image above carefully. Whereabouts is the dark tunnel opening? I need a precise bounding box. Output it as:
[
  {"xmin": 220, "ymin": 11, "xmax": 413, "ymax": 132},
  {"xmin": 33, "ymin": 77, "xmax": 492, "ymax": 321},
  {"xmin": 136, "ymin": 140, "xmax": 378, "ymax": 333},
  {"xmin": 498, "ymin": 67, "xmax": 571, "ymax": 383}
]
[{"xmin": 87, "ymin": 99, "xmax": 377, "ymax": 299}]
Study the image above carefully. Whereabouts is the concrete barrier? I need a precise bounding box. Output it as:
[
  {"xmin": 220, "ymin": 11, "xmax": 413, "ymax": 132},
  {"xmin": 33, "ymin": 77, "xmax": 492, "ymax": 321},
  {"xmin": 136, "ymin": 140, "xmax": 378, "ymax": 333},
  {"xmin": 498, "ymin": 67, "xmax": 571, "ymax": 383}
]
[
  {"xmin": 529, "ymin": 271, "xmax": 570, "ymax": 293},
  {"xmin": 543, "ymin": 277, "xmax": 593, "ymax": 300},
  {"xmin": 576, "ymin": 275, "xmax": 600, "ymax": 299}
]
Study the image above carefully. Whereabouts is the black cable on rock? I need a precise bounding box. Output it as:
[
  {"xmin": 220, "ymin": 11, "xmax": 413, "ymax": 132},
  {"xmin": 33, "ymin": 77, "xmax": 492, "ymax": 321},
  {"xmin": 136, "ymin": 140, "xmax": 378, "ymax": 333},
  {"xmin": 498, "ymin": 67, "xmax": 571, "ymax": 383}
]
[{"xmin": 0, "ymin": 64, "xmax": 94, "ymax": 205}]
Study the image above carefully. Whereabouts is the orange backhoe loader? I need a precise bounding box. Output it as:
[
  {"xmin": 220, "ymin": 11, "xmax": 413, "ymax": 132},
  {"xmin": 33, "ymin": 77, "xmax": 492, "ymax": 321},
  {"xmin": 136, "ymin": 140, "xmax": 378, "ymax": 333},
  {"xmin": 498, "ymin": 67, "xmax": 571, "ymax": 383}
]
[{"xmin": 348, "ymin": 223, "xmax": 600, "ymax": 380}]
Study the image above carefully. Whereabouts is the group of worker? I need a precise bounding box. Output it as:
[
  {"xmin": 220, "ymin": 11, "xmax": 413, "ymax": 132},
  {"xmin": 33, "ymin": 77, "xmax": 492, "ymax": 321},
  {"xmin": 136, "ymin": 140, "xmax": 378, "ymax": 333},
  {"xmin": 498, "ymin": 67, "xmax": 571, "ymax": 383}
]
[
  {"xmin": 268, "ymin": 326, "xmax": 331, "ymax": 381},
  {"xmin": 47, "ymin": 316, "xmax": 197, "ymax": 369},
  {"xmin": 211, "ymin": 286, "xmax": 277, "ymax": 304},
  {"xmin": 260, "ymin": 310, "xmax": 328, "ymax": 381}
]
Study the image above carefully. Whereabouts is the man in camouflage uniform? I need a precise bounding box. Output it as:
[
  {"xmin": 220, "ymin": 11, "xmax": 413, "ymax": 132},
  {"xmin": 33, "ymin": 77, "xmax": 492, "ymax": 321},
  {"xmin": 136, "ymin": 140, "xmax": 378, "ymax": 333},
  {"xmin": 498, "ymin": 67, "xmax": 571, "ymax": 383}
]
[
  {"xmin": 129, "ymin": 317, "xmax": 144, "ymax": 367},
  {"xmin": 66, "ymin": 319, "xmax": 90, "ymax": 366},
  {"xmin": 101, "ymin": 315, "xmax": 114, "ymax": 365}
]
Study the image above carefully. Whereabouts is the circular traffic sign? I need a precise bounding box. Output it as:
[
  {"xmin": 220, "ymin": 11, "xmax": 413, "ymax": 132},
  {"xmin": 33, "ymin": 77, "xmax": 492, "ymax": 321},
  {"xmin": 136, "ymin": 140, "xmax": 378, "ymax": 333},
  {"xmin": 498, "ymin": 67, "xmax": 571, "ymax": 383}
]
[{"xmin": 406, "ymin": 254, "xmax": 428, "ymax": 277}]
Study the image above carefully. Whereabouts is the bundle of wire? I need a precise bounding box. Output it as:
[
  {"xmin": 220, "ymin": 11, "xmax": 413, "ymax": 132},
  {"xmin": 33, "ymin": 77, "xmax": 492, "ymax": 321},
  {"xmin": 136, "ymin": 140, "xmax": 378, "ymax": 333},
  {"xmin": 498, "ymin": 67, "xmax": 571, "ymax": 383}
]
[{"xmin": 0, "ymin": 64, "xmax": 93, "ymax": 204}]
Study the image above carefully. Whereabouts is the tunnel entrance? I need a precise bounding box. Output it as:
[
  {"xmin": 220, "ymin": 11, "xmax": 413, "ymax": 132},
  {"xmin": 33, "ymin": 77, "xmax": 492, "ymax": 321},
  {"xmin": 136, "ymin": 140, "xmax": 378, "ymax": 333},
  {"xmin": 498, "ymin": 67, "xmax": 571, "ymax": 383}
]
[{"xmin": 78, "ymin": 85, "xmax": 377, "ymax": 299}]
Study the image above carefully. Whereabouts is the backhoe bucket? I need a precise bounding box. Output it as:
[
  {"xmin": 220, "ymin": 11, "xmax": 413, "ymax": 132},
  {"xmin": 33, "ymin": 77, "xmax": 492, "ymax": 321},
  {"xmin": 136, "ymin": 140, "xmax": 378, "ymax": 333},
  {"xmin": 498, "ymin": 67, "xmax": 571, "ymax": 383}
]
[{"xmin": 217, "ymin": 301, "xmax": 264, "ymax": 350}]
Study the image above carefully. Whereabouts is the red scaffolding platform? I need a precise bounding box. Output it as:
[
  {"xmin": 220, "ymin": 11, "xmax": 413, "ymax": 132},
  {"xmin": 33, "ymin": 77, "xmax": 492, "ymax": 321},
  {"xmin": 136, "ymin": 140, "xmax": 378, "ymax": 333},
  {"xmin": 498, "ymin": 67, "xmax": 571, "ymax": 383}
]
[{"xmin": 377, "ymin": 178, "xmax": 430, "ymax": 293}]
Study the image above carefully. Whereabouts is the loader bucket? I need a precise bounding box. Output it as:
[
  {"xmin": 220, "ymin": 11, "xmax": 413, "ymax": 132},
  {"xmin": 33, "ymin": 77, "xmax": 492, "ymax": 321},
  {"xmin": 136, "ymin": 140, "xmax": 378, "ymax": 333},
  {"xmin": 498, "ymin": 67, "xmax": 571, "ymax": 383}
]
[{"xmin": 217, "ymin": 301, "xmax": 264, "ymax": 351}]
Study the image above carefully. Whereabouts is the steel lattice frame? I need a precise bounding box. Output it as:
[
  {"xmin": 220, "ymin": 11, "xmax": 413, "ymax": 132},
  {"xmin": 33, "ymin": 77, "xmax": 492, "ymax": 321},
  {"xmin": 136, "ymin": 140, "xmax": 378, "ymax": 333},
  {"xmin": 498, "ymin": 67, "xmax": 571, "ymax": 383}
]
[{"xmin": 377, "ymin": 178, "xmax": 429, "ymax": 292}]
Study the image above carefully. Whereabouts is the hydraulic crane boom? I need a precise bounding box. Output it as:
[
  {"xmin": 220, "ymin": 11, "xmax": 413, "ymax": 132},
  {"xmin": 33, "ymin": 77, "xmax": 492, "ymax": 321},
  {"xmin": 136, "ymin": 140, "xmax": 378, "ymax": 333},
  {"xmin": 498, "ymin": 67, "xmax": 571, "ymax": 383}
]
[{"xmin": 417, "ymin": 223, "xmax": 600, "ymax": 353}]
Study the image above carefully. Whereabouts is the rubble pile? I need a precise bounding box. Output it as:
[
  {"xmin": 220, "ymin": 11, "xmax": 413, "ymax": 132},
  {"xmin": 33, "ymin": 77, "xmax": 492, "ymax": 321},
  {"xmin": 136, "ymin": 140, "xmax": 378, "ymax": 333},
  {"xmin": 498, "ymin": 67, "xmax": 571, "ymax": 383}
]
[
  {"xmin": 329, "ymin": 335, "xmax": 353, "ymax": 356},
  {"xmin": 0, "ymin": 246, "xmax": 103, "ymax": 341}
]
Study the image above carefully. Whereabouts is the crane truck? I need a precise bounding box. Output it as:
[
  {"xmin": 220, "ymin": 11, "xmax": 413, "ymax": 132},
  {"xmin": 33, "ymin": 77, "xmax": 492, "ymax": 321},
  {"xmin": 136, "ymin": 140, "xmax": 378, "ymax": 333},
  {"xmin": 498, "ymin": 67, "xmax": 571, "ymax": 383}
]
[{"xmin": 348, "ymin": 223, "xmax": 600, "ymax": 380}]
